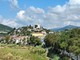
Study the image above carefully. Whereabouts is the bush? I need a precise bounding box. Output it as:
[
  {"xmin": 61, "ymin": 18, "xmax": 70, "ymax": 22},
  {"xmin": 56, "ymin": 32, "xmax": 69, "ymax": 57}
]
[
  {"xmin": 30, "ymin": 46, "xmax": 46, "ymax": 55},
  {"xmin": 27, "ymin": 36, "xmax": 42, "ymax": 46}
]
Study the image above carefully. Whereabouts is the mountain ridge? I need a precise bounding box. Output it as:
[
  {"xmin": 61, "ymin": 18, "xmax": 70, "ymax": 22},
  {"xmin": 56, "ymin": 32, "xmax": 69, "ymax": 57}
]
[
  {"xmin": 50, "ymin": 25, "xmax": 80, "ymax": 31},
  {"xmin": 0, "ymin": 24, "xmax": 13, "ymax": 33}
]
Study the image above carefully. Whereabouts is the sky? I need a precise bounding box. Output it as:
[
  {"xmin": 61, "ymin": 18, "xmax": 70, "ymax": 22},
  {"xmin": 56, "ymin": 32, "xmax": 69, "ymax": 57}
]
[{"xmin": 0, "ymin": 0, "xmax": 80, "ymax": 29}]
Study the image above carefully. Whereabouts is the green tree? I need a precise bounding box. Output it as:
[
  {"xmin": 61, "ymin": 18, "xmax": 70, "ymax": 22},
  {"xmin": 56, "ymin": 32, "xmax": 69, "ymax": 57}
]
[
  {"xmin": 4, "ymin": 35, "xmax": 11, "ymax": 44},
  {"xmin": 68, "ymin": 37, "xmax": 80, "ymax": 60},
  {"xmin": 44, "ymin": 33, "xmax": 59, "ymax": 47},
  {"xmin": 28, "ymin": 36, "xmax": 42, "ymax": 46}
]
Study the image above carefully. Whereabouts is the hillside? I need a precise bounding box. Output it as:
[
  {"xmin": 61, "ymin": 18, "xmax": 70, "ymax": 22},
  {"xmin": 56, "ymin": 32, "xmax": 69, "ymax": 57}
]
[
  {"xmin": 8, "ymin": 25, "xmax": 49, "ymax": 36},
  {"xmin": 51, "ymin": 25, "xmax": 79, "ymax": 31},
  {"xmin": 0, "ymin": 24, "xmax": 13, "ymax": 33},
  {"xmin": 0, "ymin": 44, "xmax": 48, "ymax": 60}
]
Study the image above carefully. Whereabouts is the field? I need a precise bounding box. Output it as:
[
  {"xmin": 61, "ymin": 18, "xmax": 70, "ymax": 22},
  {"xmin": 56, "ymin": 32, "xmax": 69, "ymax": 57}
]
[{"xmin": 0, "ymin": 44, "xmax": 48, "ymax": 60}]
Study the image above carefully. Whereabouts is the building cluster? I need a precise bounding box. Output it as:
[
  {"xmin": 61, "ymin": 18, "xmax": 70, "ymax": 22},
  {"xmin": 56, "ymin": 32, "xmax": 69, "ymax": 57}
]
[
  {"xmin": 32, "ymin": 24, "xmax": 47, "ymax": 38},
  {"xmin": 0, "ymin": 24, "xmax": 48, "ymax": 45},
  {"xmin": 11, "ymin": 35, "xmax": 29, "ymax": 45}
]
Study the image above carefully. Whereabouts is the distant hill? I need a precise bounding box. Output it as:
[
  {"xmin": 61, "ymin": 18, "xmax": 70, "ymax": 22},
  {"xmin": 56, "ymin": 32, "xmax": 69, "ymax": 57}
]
[
  {"xmin": 0, "ymin": 24, "xmax": 13, "ymax": 33},
  {"xmin": 51, "ymin": 25, "xmax": 80, "ymax": 32}
]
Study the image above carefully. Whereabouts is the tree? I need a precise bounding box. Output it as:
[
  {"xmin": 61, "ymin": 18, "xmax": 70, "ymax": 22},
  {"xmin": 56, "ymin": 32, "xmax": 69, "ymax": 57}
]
[
  {"xmin": 68, "ymin": 37, "xmax": 80, "ymax": 60},
  {"xmin": 44, "ymin": 28, "xmax": 80, "ymax": 60},
  {"xmin": 4, "ymin": 35, "xmax": 11, "ymax": 44},
  {"xmin": 27, "ymin": 36, "xmax": 42, "ymax": 46},
  {"xmin": 60, "ymin": 28, "xmax": 80, "ymax": 60},
  {"xmin": 44, "ymin": 33, "xmax": 59, "ymax": 47},
  {"xmin": 44, "ymin": 33, "xmax": 61, "ymax": 59}
]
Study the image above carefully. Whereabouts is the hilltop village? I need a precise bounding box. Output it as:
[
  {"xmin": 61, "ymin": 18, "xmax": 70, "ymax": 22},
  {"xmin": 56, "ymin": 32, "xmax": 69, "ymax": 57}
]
[{"xmin": 0, "ymin": 24, "xmax": 52, "ymax": 45}]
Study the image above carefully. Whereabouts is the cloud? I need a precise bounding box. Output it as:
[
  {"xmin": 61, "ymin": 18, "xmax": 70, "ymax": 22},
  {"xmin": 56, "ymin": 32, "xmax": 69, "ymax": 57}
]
[
  {"xmin": 1, "ymin": 0, "xmax": 80, "ymax": 29},
  {"xmin": 49, "ymin": 5, "xmax": 66, "ymax": 13},
  {"xmin": 9, "ymin": 0, "xmax": 19, "ymax": 9},
  {"xmin": 17, "ymin": 6, "xmax": 45, "ymax": 26},
  {"xmin": 17, "ymin": 6, "xmax": 66, "ymax": 28},
  {"xmin": 0, "ymin": 0, "xmax": 19, "ymax": 9},
  {"xmin": 17, "ymin": 10, "xmax": 25, "ymax": 20},
  {"xmin": 69, "ymin": 0, "xmax": 80, "ymax": 5},
  {"xmin": 2, "ymin": 19, "xmax": 18, "ymax": 28},
  {"xmin": 16, "ymin": 0, "xmax": 80, "ymax": 28},
  {"xmin": 0, "ymin": 16, "xmax": 18, "ymax": 28}
]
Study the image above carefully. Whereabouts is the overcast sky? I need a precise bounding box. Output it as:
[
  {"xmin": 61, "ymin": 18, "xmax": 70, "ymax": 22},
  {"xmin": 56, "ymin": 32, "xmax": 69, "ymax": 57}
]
[{"xmin": 0, "ymin": 0, "xmax": 80, "ymax": 29}]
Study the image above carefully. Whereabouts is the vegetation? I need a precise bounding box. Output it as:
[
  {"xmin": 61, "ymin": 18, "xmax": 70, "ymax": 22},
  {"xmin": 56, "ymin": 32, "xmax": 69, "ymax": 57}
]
[
  {"xmin": 44, "ymin": 28, "xmax": 80, "ymax": 60},
  {"xmin": 27, "ymin": 36, "xmax": 42, "ymax": 46},
  {"xmin": 8, "ymin": 25, "xmax": 49, "ymax": 36},
  {"xmin": 0, "ymin": 24, "xmax": 80, "ymax": 60},
  {"xmin": 0, "ymin": 24, "xmax": 13, "ymax": 33},
  {"xmin": 0, "ymin": 44, "xmax": 48, "ymax": 60},
  {"xmin": 44, "ymin": 33, "xmax": 60, "ymax": 47}
]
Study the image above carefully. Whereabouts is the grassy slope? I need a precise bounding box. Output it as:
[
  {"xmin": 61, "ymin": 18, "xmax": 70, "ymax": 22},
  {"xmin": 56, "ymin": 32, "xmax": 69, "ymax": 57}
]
[
  {"xmin": 0, "ymin": 44, "xmax": 48, "ymax": 60},
  {"xmin": 0, "ymin": 24, "xmax": 12, "ymax": 32}
]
